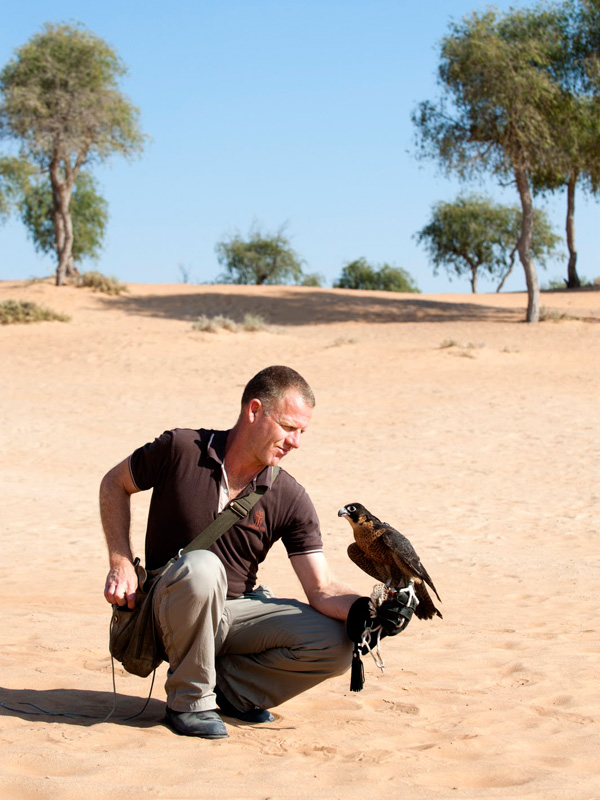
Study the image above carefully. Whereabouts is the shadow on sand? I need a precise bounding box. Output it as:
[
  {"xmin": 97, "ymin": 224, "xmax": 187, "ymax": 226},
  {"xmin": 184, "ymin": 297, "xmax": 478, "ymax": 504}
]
[
  {"xmin": 100, "ymin": 288, "xmax": 524, "ymax": 326},
  {"xmin": 0, "ymin": 685, "xmax": 164, "ymax": 728}
]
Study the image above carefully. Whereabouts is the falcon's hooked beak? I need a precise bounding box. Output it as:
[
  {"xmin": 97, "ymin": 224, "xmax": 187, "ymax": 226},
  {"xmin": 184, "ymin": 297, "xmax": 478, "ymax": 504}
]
[{"xmin": 338, "ymin": 506, "xmax": 350, "ymax": 518}]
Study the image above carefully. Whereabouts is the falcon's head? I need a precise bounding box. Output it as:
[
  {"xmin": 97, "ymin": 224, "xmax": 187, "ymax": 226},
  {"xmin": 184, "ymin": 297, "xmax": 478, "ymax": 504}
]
[{"xmin": 338, "ymin": 503, "xmax": 369, "ymax": 524}]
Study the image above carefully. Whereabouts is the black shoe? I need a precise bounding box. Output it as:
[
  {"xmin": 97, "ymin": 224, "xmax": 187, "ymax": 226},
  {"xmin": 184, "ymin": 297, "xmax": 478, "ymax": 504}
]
[
  {"xmin": 215, "ymin": 686, "xmax": 274, "ymax": 723},
  {"xmin": 164, "ymin": 707, "xmax": 228, "ymax": 738}
]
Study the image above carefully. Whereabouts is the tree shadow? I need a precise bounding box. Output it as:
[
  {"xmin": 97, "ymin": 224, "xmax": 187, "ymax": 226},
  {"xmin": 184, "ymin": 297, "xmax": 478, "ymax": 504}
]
[
  {"xmin": 101, "ymin": 288, "xmax": 524, "ymax": 325},
  {"xmin": 0, "ymin": 685, "xmax": 164, "ymax": 728}
]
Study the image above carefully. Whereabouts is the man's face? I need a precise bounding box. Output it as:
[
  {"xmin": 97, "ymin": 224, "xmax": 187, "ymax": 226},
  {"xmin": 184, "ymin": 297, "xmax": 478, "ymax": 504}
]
[{"xmin": 249, "ymin": 390, "xmax": 313, "ymax": 467}]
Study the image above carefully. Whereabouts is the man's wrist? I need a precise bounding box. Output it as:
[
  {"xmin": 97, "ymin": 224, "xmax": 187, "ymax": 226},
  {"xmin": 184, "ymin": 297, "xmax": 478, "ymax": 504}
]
[{"xmin": 109, "ymin": 553, "xmax": 135, "ymax": 570}]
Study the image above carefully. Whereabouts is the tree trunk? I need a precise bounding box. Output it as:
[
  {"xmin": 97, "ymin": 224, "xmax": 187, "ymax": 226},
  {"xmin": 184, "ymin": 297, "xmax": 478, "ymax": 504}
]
[
  {"xmin": 53, "ymin": 204, "xmax": 66, "ymax": 285},
  {"xmin": 471, "ymin": 267, "xmax": 478, "ymax": 293},
  {"xmin": 496, "ymin": 248, "xmax": 517, "ymax": 293},
  {"xmin": 565, "ymin": 172, "xmax": 580, "ymax": 289},
  {"xmin": 50, "ymin": 151, "xmax": 76, "ymax": 286},
  {"xmin": 66, "ymin": 254, "xmax": 78, "ymax": 277},
  {"xmin": 514, "ymin": 167, "xmax": 539, "ymax": 323}
]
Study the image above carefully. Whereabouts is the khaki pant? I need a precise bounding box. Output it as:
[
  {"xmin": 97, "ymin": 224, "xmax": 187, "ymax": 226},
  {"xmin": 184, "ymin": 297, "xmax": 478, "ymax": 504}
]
[{"xmin": 153, "ymin": 550, "xmax": 353, "ymax": 713}]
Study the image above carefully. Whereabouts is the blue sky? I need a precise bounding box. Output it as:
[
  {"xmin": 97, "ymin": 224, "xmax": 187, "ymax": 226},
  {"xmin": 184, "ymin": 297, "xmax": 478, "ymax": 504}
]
[{"xmin": 1, "ymin": 0, "xmax": 597, "ymax": 293}]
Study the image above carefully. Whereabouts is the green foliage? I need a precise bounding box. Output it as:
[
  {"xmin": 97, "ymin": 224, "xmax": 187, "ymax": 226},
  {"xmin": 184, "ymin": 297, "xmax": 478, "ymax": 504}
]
[
  {"xmin": 299, "ymin": 272, "xmax": 325, "ymax": 287},
  {"xmin": 20, "ymin": 171, "xmax": 108, "ymax": 262},
  {"xmin": 0, "ymin": 156, "xmax": 35, "ymax": 221},
  {"xmin": 542, "ymin": 274, "xmax": 593, "ymax": 289},
  {"xmin": 334, "ymin": 258, "xmax": 420, "ymax": 293},
  {"xmin": 0, "ymin": 299, "xmax": 70, "ymax": 324},
  {"xmin": 0, "ymin": 22, "xmax": 145, "ymax": 284},
  {"xmin": 526, "ymin": 1, "xmax": 600, "ymax": 288},
  {"xmin": 413, "ymin": 7, "xmax": 563, "ymax": 181},
  {"xmin": 416, "ymin": 195, "xmax": 561, "ymax": 292},
  {"xmin": 76, "ymin": 270, "xmax": 127, "ymax": 295},
  {"xmin": 215, "ymin": 225, "xmax": 304, "ymax": 285},
  {"xmin": 411, "ymin": 5, "xmax": 568, "ymax": 321},
  {"xmin": 0, "ymin": 22, "xmax": 144, "ymax": 165}
]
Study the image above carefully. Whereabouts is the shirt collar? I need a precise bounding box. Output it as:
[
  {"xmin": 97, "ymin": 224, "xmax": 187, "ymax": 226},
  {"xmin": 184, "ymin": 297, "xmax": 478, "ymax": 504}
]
[
  {"xmin": 206, "ymin": 430, "xmax": 228, "ymax": 465},
  {"xmin": 206, "ymin": 430, "xmax": 275, "ymax": 489}
]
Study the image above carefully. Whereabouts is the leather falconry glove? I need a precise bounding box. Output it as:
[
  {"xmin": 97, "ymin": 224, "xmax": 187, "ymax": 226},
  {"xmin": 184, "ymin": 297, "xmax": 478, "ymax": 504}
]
[{"xmin": 345, "ymin": 585, "xmax": 417, "ymax": 691}]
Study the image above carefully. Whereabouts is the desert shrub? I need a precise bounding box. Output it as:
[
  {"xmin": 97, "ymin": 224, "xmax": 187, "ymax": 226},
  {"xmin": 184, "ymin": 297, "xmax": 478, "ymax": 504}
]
[
  {"xmin": 241, "ymin": 313, "xmax": 267, "ymax": 331},
  {"xmin": 539, "ymin": 306, "xmax": 579, "ymax": 322},
  {"xmin": 543, "ymin": 276, "xmax": 595, "ymax": 290},
  {"xmin": 0, "ymin": 299, "xmax": 70, "ymax": 324},
  {"xmin": 299, "ymin": 272, "xmax": 325, "ymax": 287},
  {"xmin": 192, "ymin": 313, "xmax": 267, "ymax": 333},
  {"xmin": 215, "ymin": 224, "xmax": 303, "ymax": 285},
  {"xmin": 77, "ymin": 270, "xmax": 127, "ymax": 295},
  {"xmin": 542, "ymin": 278, "xmax": 568, "ymax": 290},
  {"xmin": 330, "ymin": 336, "xmax": 358, "ymax": 347},
  {"xmin": 334, "ymin": 258, "xmax": 420, "ymax": 292},
  {"xmin": 193, "ymin": 315, "xmax": 233, "ymax": 332}
]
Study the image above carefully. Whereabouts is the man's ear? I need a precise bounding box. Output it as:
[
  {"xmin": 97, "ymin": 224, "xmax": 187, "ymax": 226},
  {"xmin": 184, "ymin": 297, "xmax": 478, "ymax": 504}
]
[{"xmin": 247, "ymin": 398, "xmax": 262, "ymax": 423}]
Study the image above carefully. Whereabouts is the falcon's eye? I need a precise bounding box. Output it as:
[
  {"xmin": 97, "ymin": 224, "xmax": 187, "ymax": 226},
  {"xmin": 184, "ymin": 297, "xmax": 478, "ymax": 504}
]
[{"xmin": 346, "ymin": 505, "xmax": 356, "ymax": 513}]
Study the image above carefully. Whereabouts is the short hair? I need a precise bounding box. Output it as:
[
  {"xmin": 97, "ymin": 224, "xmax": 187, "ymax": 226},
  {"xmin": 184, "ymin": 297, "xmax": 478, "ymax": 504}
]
[{"xmin": 241, "ymin": 366, "xmax": 315, "ymax": 412}]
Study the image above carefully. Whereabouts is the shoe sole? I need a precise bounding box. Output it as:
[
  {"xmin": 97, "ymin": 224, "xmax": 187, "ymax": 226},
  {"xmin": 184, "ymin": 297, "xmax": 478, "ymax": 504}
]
[{"xmin": 164, "ymin": 717, "xmax": 228, "ymax": 739}]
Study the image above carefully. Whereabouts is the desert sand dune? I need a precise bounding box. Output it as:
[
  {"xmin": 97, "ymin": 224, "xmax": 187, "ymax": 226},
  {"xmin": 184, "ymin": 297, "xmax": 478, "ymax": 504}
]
[{"xmin": 1, "ymin": 279, "xmax": 598, "ymax": 800}]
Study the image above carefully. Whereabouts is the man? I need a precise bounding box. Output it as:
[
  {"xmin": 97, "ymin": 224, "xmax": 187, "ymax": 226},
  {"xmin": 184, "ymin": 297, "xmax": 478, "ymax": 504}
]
[{"xmin": 101, "ymin": 365, "xmax": 412, "ymax": 739}]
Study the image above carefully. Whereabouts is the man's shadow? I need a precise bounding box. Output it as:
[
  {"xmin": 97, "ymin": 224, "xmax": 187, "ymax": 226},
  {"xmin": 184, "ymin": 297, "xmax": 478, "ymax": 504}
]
[{"xmin": 0, "ymin": 685, "xmax": 165, "ymax": 727}]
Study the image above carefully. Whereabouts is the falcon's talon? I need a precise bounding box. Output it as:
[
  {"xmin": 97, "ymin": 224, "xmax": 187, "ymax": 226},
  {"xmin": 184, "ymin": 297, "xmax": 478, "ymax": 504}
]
[{"xmin": 400, "ymin": 579, "xmax": 419, "ymax": 610}]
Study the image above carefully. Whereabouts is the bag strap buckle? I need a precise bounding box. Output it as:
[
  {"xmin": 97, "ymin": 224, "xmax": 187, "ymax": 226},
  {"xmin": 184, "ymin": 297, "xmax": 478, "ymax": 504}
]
[{"xmin": 229, "ymin": 498, "xmax": 252, "ymax": 518}]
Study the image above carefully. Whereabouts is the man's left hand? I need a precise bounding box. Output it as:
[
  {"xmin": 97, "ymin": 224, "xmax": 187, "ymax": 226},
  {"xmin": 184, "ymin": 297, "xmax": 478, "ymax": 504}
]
[{"xmin": 346, "ymin": 586, "xmax": 417, "ymax": 650}]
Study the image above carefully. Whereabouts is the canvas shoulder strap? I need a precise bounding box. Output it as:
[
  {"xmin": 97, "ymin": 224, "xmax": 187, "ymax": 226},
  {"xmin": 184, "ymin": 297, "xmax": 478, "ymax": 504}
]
[{"xmin": 180, "ymin": 466, "xmax": 280, "ymax": 555}]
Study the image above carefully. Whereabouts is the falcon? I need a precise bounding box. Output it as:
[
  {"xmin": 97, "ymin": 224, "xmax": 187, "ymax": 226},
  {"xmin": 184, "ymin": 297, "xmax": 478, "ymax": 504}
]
[{"xmin": 338, "ymin": 502, "xmax": 442, "ymax": 620}]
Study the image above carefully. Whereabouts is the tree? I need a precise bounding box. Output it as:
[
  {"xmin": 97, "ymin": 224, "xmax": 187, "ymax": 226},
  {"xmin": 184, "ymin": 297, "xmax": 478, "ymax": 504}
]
[
  {"xmin": 20, "ymin": 171, "xmax": 108, "ymax": 266},
  {"xmin": 299, "ymin": 272, "xmax": 325, "ymax": 287},
  {"xmin": 416, "ymin": 196, "xmax": 507, "ymax": 293},
  {"xmin": 530, "ymin": 0, "xmax": 600, "ymax": 288},
  {"xmin": 334, "ymin": 258, "xmax": 420, "ymax": 292},
  {"xmin": 0, "ymin": 23, "xmax": 145, "ymax": 285},
  {"xmin": 412, "ymin": 6, "xmax": 565, "ymax": 322},
  {"xmin": 416, "ymin": 195, "xmax": 561, "ymax": 293},
  {"xmin": 215, "ymin": 225, "xmax": 304, "ymax": 285}
]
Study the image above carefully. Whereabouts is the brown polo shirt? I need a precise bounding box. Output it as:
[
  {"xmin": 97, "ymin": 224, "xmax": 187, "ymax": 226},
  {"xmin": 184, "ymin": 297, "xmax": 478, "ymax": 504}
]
[{"xmin": 129, "ymin": 428, "xmax": 323, "ymax": 598}]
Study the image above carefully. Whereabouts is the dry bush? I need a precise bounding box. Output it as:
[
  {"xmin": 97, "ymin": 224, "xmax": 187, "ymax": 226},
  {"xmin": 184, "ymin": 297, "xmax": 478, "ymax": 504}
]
[
  {"xmin": 539, "ymin": 306, "xmax": 580, "ymax": 322},
  {"xmin": 241, "ymin": 313, "xmax": 267, "ymax": 331},
  {"xmin": 192, "ymin": 313, "xmax": 267, "ymax": 333},
  {"xmin": 0, "ymin": 299, "xmax": 71, "ymax": 324},
  {"xmin": 77, "ymin": 271, "xmax": 128, "ymax": 295}
]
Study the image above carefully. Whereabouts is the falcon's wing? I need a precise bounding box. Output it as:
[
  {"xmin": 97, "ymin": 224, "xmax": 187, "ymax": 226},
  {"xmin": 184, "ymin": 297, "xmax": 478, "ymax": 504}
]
[
  {"xmin": 347, "ymin": 543, "xmax": 388, "ymax": 583},
  {"xmin": 347, "ymin": 542, "xmax": 408, "ymax": 588},
  {"xmin": 381, "ymin": 525, "xmax": 442, "ymax": 602}
]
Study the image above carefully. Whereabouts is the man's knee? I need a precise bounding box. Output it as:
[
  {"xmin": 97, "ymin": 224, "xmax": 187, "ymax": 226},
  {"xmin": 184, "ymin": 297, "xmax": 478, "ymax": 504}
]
[{"xmin": 159, "ymin": 550, "xmax": 226, "ymax": 604}]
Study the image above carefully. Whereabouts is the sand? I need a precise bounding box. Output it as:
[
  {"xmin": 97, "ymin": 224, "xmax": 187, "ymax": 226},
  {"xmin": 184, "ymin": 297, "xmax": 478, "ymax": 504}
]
[{"xmin": 1, "ymin": 279, "xmax": 599, "ymax": 800}]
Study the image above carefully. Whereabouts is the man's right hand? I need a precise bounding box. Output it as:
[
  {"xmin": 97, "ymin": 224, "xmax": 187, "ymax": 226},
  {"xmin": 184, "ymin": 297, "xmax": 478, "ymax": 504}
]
[{"xmin": 104, "ymin": 558, "xmax": 139, "ymax": 609}]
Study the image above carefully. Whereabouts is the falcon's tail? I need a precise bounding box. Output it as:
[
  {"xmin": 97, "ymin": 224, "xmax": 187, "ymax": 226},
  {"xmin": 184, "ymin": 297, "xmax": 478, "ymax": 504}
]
[{"xmin": 415, "ymin": 582, "xmax": 443, "ymax": 620}]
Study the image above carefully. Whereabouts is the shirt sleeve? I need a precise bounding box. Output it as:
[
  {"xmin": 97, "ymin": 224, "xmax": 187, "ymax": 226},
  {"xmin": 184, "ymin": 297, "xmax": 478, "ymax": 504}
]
[
  {"xmin": 129, "ymin": 430, "xmax": 174, "ymax": 491},
  {"xmin": 280, "ymin": 484, "xmax": 324, "ymax": 557}
]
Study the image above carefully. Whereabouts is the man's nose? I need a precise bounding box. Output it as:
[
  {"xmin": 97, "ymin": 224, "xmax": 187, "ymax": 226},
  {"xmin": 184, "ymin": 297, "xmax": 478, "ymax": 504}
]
[{"xmin": 286, "ymin": 429, "xmax": 302, "ymax": 449}]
